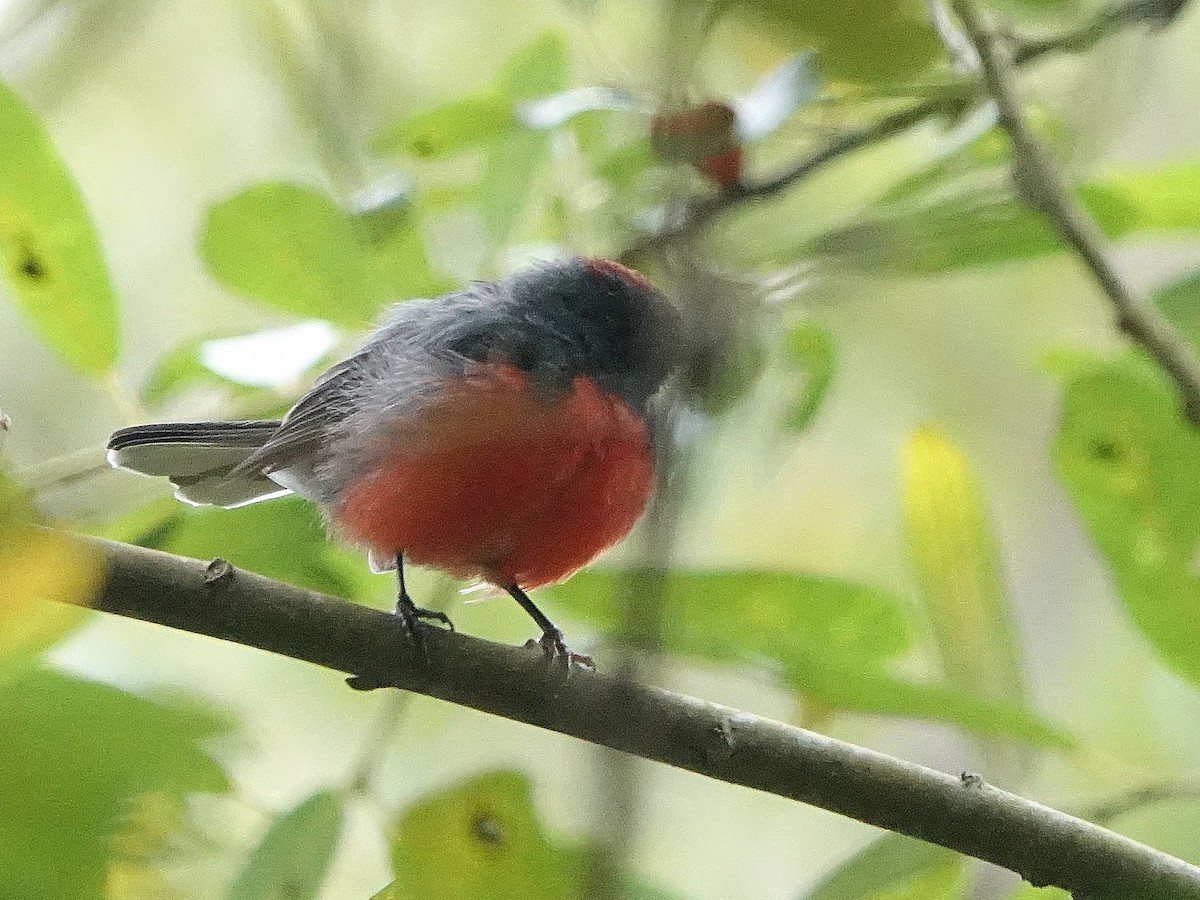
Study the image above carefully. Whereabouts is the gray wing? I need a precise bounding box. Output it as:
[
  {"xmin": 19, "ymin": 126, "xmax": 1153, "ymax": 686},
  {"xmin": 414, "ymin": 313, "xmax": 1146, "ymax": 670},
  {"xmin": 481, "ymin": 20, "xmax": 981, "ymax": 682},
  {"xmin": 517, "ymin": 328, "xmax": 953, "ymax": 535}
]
[
  {"xmin": 233, "ymin": 353, "xmax": 365, "ymax": 475},
  {"xmin": 235, "ymin": 282, "xmax": 535, "ymax": 496}
]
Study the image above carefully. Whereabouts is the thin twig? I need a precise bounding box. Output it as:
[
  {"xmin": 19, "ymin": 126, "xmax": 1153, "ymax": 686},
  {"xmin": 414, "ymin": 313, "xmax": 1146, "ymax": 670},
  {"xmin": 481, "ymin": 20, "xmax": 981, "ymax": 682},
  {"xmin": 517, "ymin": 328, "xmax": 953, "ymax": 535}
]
[
  {"xmin": 1012, "ymin": 0, "xmax": 1191, "ymax": 64},
  {"xmin": 58, "ymin": 535, "xmax": 1200, "ymax": 899},
  {"xmin": 630, "ymin": 0, "xmax": 1192, "ymax": 257},
  {"xmin": 1088, "ymin": 778, "xmax": 1200, "ymax": 827},
  {"xmin": 950, "ymin": 0, "xmax": 1200, "ymax": 426}
]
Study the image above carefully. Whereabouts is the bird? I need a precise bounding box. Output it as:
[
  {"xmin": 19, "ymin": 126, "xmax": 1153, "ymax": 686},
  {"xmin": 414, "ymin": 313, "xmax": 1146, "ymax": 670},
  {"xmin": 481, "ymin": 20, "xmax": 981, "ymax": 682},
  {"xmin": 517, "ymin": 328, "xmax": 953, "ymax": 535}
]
[{"xmin": 107, "ymin": 257, "xmax": 682, "ymax": 671}]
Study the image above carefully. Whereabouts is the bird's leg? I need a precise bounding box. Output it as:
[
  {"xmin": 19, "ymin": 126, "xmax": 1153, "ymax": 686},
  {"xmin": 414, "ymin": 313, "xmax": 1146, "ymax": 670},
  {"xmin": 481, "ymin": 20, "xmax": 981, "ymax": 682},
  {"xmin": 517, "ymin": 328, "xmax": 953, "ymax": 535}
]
[
  {"xmin": 506, "ymin": 583, "xmax": 594, "ymax": 670},
  {"xmin": 347, "ymin": 553, "xmax": 453, "ymax": 690},
  {"xmin": 393, "ymin": 552, "xmax": 454, "ymax": 634}
]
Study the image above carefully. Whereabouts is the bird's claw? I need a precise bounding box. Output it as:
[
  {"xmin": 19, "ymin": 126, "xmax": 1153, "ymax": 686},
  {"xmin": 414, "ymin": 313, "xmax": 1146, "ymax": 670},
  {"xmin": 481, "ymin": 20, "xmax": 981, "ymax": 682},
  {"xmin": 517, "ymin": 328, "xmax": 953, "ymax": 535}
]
[
  {"xmin": 525, "ymin": 628, "xmax": 595, "ymax": 672},
  {"xmin": 400, "ymin": 604, "xmax": 455, "ymax": 632}
]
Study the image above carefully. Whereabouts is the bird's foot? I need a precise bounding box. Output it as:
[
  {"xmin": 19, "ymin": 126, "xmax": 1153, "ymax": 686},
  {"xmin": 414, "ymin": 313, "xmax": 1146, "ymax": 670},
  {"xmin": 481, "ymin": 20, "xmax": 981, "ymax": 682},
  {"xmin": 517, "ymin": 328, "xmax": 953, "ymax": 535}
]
[
  {"xmin": 525, "ymin": 627, "xmax": 595, "ymax": 672},
  {"xmin": 345, "ymin": 596, "xmax": 454, "ymax": 691}
]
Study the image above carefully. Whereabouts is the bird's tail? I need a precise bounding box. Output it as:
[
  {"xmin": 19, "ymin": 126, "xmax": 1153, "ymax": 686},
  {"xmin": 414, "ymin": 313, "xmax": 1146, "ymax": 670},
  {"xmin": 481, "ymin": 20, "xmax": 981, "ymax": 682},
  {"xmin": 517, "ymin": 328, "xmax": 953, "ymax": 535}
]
[{"xmin": 107, "ymin": 420, "xmax": 288, "ymax": 508}]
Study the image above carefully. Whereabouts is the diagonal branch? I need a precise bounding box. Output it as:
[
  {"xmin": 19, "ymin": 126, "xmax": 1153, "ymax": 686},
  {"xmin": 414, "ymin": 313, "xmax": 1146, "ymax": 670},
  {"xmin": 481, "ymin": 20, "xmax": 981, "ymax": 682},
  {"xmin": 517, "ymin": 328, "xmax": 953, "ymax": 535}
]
[
  {"xmin": 630, "ymin": 0, "xmax": 1192, "ymax": 256},
  {"xmin": 65, "ymin": 535, "xmax": 1200, "ymax": 899},
  {"xmin": 949, "ymin": 0, "xmax": 1200, "ymax": 426}
]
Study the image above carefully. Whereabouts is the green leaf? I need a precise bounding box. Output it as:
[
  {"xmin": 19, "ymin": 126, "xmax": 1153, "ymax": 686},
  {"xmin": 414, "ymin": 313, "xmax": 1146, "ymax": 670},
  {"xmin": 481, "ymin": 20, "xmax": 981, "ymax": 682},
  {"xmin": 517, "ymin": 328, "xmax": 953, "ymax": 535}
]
[
  {"xmin": 477, "ymin": 32, "xmax": 569, "ymax": 245},
  {"xmin": 791, "ymin": 661, "xmax": 1072, "ymax": 748},
  {"xmin": 551, "ymin": 570, "xmax": 912, "ymax": 667},
  {"xmin": 372, "ymin": 94, "xmax": 517, "ymax": 159},
  {"xmin": 137, "ymin": 332, "xmax": 296, "ymax": 410},
  {"xmin": 1007, "ymin": 886, "xmax": 1071, "ymax": 900},
  {"xmin": 370, "ymin": 32, "xmax": 570, "ymax": 248},
  {"xmin": 1153, "ymin": 269, "xmax": 1200, "ymax": 355},
  {"xmin": 0, "ymin": 80, "xmax": 119, "ymax": 375},
  {"xmin": 203, "ymin": 183, "xmax": 391, "ymax": 326},
  {"xmin": 731, "ymin": 0, "xmax": 944, "ymax": 84},
  {"xmin": 801, "ymin": 834, "xmax": 965, "ymax": 900},
  {"xmin": 356, "ymin": 195, "xmax": 458, "ymax": 300},
  {"xmin": 1054, "ymin": 353, "xmax": 1200, "ymax": 690},
  {"xmin": 549, "ymin": 571, "xmax": 1073, "ymax": 747},
  {"xmin": 783, "ymin": 323, "xmax": 836, "ymax": 430},
  {"xmin": 382, "ymin": 771, "xmax": 574, "ymax": 899},
  {"xmin": 0, "ymin": 666, "xmax": 228, "ymax": 900},
  {"xmin": 228, "ymin": 790, "xmax": 344, "ymax": 900},
  {"xmin": 499, "ymin": 31, "xmax": 570, "ymax": 100},
  {"xmin": 902, "ymin": 427, "xmax": 1027, "ymax": 704},
  {"xmin": 816, "ymin": 161, "xmax": 1200, "ymax": 272},
  {"xmin": 373, "ymin": 770, "xmax": 677, "ymax": 900},
  {"xmin": 596, "ymin": 139, "xmax": 658, "ymax": 188},
  {"xmin": 138, "ymin": 497, "xmax": 362, "ymax": 599}
]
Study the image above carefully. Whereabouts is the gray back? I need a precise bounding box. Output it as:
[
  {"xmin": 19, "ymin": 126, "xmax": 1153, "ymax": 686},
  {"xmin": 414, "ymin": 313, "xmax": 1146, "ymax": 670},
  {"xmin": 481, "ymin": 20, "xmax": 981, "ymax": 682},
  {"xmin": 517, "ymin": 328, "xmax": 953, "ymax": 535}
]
[{"xmin": 249, "ymin": 258, "xmax": 682, "ymax": 502}]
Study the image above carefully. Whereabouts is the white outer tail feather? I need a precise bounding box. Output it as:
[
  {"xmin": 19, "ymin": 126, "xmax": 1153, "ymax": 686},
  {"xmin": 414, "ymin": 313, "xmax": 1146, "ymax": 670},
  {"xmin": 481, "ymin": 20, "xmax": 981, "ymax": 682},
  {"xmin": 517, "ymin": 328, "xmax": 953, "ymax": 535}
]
[{"xmin": 106, "ymin": 422, "xmax": 292, "ymax": 509}]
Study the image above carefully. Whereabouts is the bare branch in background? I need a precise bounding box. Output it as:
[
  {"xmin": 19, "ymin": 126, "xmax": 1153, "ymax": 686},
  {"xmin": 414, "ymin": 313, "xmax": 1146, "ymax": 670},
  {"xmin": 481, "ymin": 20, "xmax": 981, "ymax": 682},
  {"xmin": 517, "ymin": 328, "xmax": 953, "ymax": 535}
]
[
  {"xmin": 65, "ymin": 535, "xmax": 1200, "ymax": 899},
  {"xmin": 950, "ymin": 0, "xmax": 1200, "ymax": 426}
]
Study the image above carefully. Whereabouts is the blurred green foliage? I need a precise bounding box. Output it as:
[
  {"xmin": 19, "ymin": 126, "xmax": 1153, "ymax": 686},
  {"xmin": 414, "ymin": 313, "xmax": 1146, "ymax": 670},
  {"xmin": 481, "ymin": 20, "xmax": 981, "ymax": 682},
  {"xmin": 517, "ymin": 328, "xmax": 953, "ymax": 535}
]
[
  {"xmin": 799, "ymin": 834, "xmax": 965, "ymax": 900},
  {"xmin": 549, "ymin": 570, "xmax": 1071, "ymax": 746},
  {"xmin": 813, "ymin": 160, "xmax": 1200, "ymax": 272},
  {"xmin": 227, "ymin": 790, "xmax": 345, "ymax": 900},
  {"xmin": 0, "ymin": 666, "xmax": 228, "ymax": 900},
  {"xmin": 373, "ymin": 770, "xmax": 676, "ymax": 900}
]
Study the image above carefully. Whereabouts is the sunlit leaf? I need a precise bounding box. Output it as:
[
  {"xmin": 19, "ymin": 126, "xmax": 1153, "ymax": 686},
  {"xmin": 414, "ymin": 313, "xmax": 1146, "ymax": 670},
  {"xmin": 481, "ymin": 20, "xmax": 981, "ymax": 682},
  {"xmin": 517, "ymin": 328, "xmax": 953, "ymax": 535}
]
[
  {"xmin": 902, "ymin": 427, "xmax": 1026, "ymax": 703},
  {"xmin": 138, "ymin": 330, "xmax": 315, "ymax": 410},
  {"xmin": 1054, "ymin": 352, "xmax": 1200, "ymax": 690},
  {"xmin": 0, "ymin": 526, "xmax": 97, "ymax": 672},
  {"xmin": 373, "ymin": 94, "xmax": 516, "ymax": 159},
  {"xmin": 202, "ymin": 183, "xmax": 387, "ymax": 326},
  {"xmin": 801, "ymin": 833, "xmax": 966, "ymax": 900},
  {"xmin": 107, "ymin": 791, "xmax": 188, "ymax": 900},
  {"xmin": 549, "ymin": 571, "xmax": 1072, "ymax": 747},
  {"xmin": 228, "ymin": 790, "xmax": 344, "ymax": 900},
  {"xmin": 0, "ymin": 80, "xmax": 119, "ymax": 374},
  {"xmin": 730, "ymin": 0, "xmax": 944, "ymax": 83},
  {"xmin": 815, "ymin": 161, "xmax": 1200, "ymax": 272},
  {"xmin": 783, "ymin": 323, "xmax": 836, "ymax": 431},
  {"xmin": 373, "ymin": 770, "xmax": 677, "ymax": 900},
  {"xmin": 140, "ymin": 333, "xmax": 242, "ymax": 406},
  {"xmin": 0, "ymin": 666, "xmax": 229, "ymax": 899}
]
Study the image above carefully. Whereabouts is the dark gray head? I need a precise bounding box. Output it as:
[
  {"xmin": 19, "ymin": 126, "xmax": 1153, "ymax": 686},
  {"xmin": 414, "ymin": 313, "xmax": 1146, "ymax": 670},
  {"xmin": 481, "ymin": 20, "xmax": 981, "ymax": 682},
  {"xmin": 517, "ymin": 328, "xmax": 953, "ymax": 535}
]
[{"xmin": 445, "ymin": 257, "xmax": 683, "ymax": 412}]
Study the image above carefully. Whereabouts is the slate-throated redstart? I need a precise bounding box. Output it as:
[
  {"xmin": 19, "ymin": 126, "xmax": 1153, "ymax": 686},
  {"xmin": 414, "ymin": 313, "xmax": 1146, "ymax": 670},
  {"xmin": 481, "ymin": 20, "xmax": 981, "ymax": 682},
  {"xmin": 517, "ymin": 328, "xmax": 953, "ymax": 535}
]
[{"xmin": 107, "ymin": 257, "xmax": 682, "ymax": 668}]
